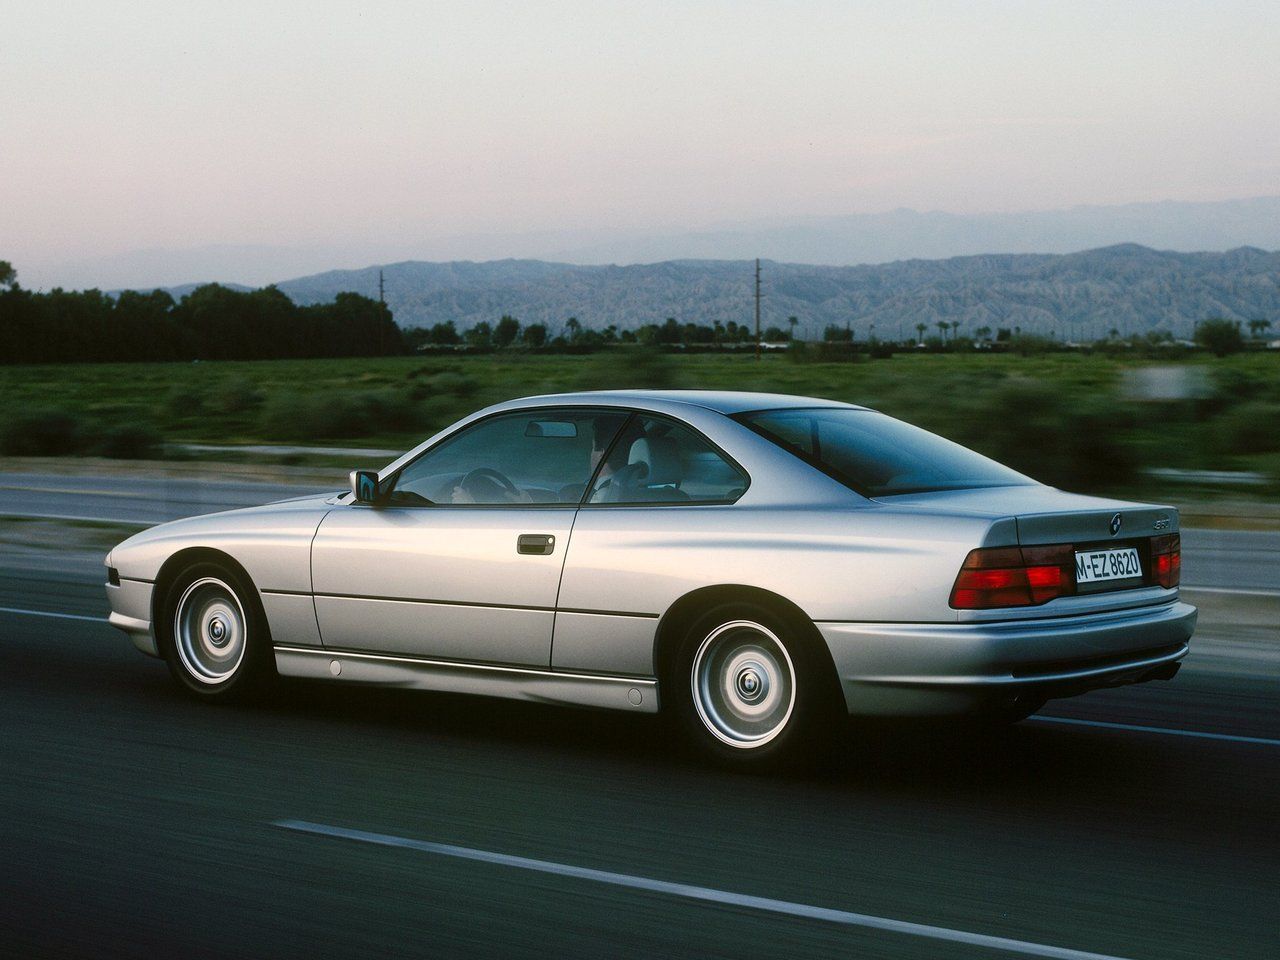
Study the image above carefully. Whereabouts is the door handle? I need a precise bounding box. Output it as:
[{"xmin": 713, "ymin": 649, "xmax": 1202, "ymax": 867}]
[{"xmin": 517, "ymin": 534, "xmax": 556, "ymax": 556}]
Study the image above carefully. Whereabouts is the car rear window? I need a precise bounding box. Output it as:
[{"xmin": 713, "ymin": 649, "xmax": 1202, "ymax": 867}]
[{"xmin": 737, "ymin": 407, "xmax": 1034, "ymax": 497}]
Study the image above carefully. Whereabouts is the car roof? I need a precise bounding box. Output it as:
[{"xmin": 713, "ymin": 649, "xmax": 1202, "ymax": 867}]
[{"xmin": 493, "ymin": 389, "xmax": 867, "ymax": 416}]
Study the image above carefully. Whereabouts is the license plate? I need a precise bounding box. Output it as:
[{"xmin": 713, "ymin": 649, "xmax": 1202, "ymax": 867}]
[{"xmin": 1074, "ymin": 547, "xmax": 1142, "ymax": 584}]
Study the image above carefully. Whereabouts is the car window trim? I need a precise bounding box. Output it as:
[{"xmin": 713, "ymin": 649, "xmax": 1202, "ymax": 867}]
[
  {"xmin": 733, "ymin": 406, "xmax": 879, "ymax": 497},
  {"xmin": 375, "ymin": 405, "xmax": 634, "ymax": 511},
  {"xmin": 733, "ymin": 406, "xmax": 1030, "ymax": 499},
  {"xmin": 579, "ymin": 411, "xmax": 751, "ymax": 509}
]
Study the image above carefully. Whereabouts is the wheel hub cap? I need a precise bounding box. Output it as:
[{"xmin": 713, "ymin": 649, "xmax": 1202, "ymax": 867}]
[
  {"xmin": 691, "ymin": 621, "xmax": 796, "ymax": 749},
  {"xmin": 734, "ymin": 664, "xmax": 766, "ymax": 702},
  {"xmin": 208, "ymin": 617, "xmax": 228, "ymax": 645},
  {"xmin": 174, "ymin": 577, "xmax": 247, "ymax": 685}
]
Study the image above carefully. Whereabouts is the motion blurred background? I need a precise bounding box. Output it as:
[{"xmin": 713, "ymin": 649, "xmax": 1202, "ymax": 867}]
[{"xmin": 1, "ymin": 4, "xmax": 1278, "ymax": 957}]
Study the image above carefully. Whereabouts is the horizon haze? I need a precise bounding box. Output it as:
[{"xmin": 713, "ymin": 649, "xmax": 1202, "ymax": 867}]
[{"xmin": 4, "ymin": 1, "xmax": 1279, "ymax": 291}]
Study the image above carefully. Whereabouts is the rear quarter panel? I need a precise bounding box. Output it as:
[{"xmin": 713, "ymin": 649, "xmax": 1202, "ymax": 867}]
[{"xmin": 553, "ymin": 503, "xmax": 1000, "ymax": 674}]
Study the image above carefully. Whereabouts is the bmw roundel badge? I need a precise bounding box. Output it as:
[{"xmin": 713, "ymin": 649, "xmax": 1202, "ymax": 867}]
[{"xmin": 1109, "ymin": 513, "xmax": 1122, "ymax": 537}]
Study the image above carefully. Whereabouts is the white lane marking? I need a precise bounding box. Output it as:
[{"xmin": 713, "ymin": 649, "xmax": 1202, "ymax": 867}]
[
  {"xmin": 1180, "ymin": 585, "xmax": 1280, "ymax": 598},
  {"xmin": 274, "ymin": 819, "xmax": 1135, "ymax": 960},
  {"xmin": 0, "ymin": 606, "xmax": 105, "ymax": 623},
  {"xmin": 1031, "ymin": 715, "xmax": 1280, "ymax": 747}
]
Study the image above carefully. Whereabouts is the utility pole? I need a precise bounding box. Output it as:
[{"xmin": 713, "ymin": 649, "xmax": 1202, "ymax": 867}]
[
  {"xmin": 378, "ymin": 269, "xmax": 386, "ymax": 356},
  {"xmin": 754, "ymin": 258, "xmax": 762, "ymax": 361}
]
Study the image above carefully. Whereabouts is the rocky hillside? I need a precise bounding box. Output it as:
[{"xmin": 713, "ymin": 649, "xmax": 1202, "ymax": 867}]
[{"xmin": 271, "ymin": 244, "xmax": 1280, "ymax": 337}]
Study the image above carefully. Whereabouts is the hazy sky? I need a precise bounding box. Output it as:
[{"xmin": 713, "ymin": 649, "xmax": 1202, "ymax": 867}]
[{"xmin": 3, "ymin": 0, "xmax": 1278, "ymax": 285}]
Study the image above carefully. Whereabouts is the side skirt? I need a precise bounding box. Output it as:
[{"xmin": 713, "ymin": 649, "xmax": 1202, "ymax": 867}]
[{"xmin": 273, "ymin": 646, "xmax": 660, "ymax": 714}]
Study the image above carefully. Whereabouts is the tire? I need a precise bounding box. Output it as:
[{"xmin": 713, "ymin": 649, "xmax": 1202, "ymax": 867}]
[
  {"xmin": 669, "ymin": 602, "xmax": 842, "ymax": 771},
  {"xmin": 158, "ymin": 561, "xmax": 274, "ymax": 700}
]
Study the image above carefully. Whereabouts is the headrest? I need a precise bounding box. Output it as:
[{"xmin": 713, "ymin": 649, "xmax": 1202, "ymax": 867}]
[{"xmin": 627, "ymin": 436, "xmax": 681, "ymax": 486}]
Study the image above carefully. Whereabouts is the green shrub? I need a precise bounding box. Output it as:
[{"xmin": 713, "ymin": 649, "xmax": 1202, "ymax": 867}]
[
  {"xmin": 408, "ymin": 370, "xmax": 479, "ymax": 401},
  {"xmin": 96, "ymin": 424, "xmax": 162, "ymax": 459},
  {"xmin": 164, "ymin": 384, "xmax": 205, "ymax": 419},
  {"xmin": 813, "ymin": 341, "xmax": 861, "ymax": 362},
  {"xmin": 258, "ymin": 389, "xmax": 426, "ymax": 441},
  {"xmin": 1216, "ymin": 402, "xmax": 1280, "ymax": 455},
  {"xmin": 953, "ymin": 380, "xmax": 1137, "ymax": 491},
  {"xmin": 1195, "ymin": 318, "xmax": 1245, "ymax": 357},
  {"xmin": 210, "ymin": 376, "xmax": 264, "ymax": 415},
  {"xmin": 1, "ymin": 411, "xmax": 84, "ymax": 456},
  {"xmin": 575, "ymin": 348, "xmax": 682, "ymax": 390},
  {"xmin": 259, "ymin": 393, "xmax": 356, "ymax": 440}
]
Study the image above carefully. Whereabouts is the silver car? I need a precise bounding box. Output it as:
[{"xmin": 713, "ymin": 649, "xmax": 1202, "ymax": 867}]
[{"xmin": 106, "ymin": 390, "xmax": 1196, "ymax": 767}]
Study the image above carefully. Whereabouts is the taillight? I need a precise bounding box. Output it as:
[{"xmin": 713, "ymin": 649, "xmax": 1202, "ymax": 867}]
[
  {"xmin": 950, "ymin": 545, "xmax": 1074, "ymax": 609},
  {"xmin": 1152, "ymin": 533, "xmax": 1181, "ymax": 589}
]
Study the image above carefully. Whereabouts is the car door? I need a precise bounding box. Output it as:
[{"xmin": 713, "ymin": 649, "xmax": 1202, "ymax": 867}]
[
  {"xmin": 553, "ymin": 414, "xmax": 752, "ymax": 676},
  {"xmin": 310, "ymin": 407, "xmax": 627, "ymax": 666}
]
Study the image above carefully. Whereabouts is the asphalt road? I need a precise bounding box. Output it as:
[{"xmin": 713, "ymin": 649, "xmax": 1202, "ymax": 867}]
[
  {"xmin": 0, "ymin": 555, "xmax": 1277, "ymax": 959},
  {"xmin": 2, "ymin": 470, "xmax": 1278, "ymax": 593}
]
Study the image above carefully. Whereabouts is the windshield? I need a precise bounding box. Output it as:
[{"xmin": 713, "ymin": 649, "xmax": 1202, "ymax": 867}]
[{"xmin": 737, "ymin": 407, "xmax": 1035, "ymax": 497}]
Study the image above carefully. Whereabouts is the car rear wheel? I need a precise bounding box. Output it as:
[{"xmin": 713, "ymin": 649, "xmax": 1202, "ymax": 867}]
[
  {"xmin": 160, "ymin": 562, "xmax": 273, "ymax": 700},
  {"xmin": 672, "ymin": 603, "xmax": 840, "ymax": 770}
]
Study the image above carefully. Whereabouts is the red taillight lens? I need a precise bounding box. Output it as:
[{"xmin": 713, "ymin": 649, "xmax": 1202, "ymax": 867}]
[
  {"xmin": 950, "ymin": 545, "xmax": 1073, "ymax": 609},
  {"xmin": 1152, "ymin": 533, "xmax": 1181, "ymax": 589}
]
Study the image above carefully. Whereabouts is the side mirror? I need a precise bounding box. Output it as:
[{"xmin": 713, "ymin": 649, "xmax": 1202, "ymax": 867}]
[{"xmin": 350, "ymin": 469, "xmax": 381, "ymax": 504}]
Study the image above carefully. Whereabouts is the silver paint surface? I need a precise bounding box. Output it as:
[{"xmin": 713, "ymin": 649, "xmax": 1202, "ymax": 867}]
[{"xmin": 106, "ymin": 390, "xmax": 1197, "ymax": 716}]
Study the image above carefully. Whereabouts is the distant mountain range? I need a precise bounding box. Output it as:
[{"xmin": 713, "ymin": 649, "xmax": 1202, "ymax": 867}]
[
  {"xmin": 38, "ymin": 194, "xmax": 1280, "ymax": 291},
  {"xmin": 262, "ymin": 244, "xmax": 1280, "ymax": 338}
]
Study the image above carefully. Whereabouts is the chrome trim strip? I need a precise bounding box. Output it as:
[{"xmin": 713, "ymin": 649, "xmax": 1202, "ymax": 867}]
[
  {"xmin": 261, "ymin": 590, "xmax": 660, "ymax": 620},
  {"xmin": 273, "ymin": 646, "xmax": 660, "ymax": 713},
  {"xmin": 555, "ymin": 607, "xmax": 659, "ymax": 619},
  {"xmin": 854, "ymin": 641, "xmax": 1189, "ymax": 687},
  {"xmin": 319, "ymin": 593, "xmax": 555, "ymax": 612}
]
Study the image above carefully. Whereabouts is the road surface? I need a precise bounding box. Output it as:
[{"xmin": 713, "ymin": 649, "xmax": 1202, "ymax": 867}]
[{"xmin": 1, "ymin": 556, "xmax": 1277, "ymax": 956}]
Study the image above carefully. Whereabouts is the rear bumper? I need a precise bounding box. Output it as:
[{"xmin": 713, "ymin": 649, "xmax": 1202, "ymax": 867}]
[{"xmin": 819, "ymin": 600, "xmax": 1197, "ymax": 716}]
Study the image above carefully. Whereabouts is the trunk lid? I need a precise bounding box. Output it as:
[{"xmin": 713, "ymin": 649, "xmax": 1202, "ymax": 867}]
[
  {"xmin": 876, "ymin": 485, "xmax": 1180, "ymax": 614},
  {"xmin": 874, "ymin": 485, "xmax": 1178, "ymax": 544}
]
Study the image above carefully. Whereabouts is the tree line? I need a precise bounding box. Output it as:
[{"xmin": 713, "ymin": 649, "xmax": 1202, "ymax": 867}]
[
  {"xmin": 407, "ymin": 314, "xmax": 800, "ymax": 350},
  {"xmin": 2, "ymin": 259, "xmax": 1269, "ymax": 364},
  {"xmin": 0, "ymin": 262, "xmax": 403, "ymax": 364}
]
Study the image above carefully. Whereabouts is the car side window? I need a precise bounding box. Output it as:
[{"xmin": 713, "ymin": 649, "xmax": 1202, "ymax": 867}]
[
  {"xmin": 587, "ymin": 416, "xmax": 747, "ymax": 505},
  {"xmin": 386, "ymin": 409, "xmax": 628, "ymax": 506}
]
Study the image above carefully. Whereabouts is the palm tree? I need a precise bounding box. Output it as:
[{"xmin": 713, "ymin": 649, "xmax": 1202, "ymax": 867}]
[
  {"xmin": 915, "ymin": 323, "xmax": 927, "ymax": 345},
  {"xmin": 1248, "ymin": 318, "xmax": 1272, "ymax": 339},
  {"xmin": 974, "ymin": 326, "xmax": 992, "ymax": 341},
  {"xmin": 565, "ymin": 316, "xmax": 581, "ymax": 342},
  {"xmin": 935, "ymin": 320, "xmax": 949, "ymax": 342},
  {"xmin": 788, "ymin": 315, "xmax": 799, "ymax": 341}
]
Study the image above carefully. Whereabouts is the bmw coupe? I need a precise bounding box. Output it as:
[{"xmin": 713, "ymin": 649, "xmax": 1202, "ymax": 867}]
[{"xmin": 106, "ymin": 391, "xmax": 1196, "ymax": 766}]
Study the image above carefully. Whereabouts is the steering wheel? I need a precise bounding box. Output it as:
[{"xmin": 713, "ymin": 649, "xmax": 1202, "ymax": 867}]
[{"xmin": 460, "ymin": 466, "xmax": 520, "ymax": 500}]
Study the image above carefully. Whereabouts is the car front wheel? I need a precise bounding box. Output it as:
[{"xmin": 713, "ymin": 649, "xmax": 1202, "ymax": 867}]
[{"xmin": 160, "ymin": 562, "xmax": 273, "ymax": 699}]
